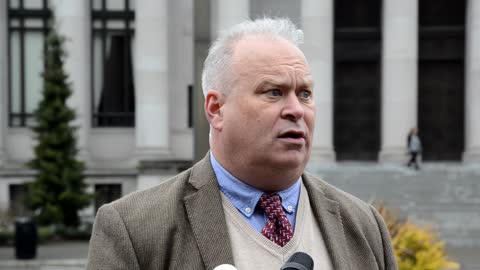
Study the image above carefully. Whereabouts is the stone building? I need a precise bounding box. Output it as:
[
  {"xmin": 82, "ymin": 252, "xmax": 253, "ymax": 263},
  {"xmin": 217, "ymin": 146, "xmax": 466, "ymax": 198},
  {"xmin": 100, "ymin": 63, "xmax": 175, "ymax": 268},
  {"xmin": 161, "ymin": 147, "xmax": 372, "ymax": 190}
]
[{"xmin": 0, "ymin": 0, "xmax": 479, "ymax": 245}]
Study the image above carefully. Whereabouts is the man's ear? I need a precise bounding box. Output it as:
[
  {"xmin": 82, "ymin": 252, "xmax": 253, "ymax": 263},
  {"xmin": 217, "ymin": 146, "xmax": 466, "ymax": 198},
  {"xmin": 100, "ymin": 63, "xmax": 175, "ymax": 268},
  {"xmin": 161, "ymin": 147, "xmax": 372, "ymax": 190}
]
[{"xmin": 205, "ymin": 90, "xmax": 224, "ymax": 131}]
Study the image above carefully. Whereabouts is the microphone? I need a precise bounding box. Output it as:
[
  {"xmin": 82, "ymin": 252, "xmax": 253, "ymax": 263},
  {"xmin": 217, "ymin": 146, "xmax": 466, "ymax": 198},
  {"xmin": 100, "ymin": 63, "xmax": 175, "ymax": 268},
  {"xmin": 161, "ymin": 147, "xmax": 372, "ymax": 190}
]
[
  {"xmin": 213, "ymin": 264, "xmax": 238, "ymax": 270},
  {"xmin": 280, "ymin": 252, "xmax": 314, "ymax": 270}
]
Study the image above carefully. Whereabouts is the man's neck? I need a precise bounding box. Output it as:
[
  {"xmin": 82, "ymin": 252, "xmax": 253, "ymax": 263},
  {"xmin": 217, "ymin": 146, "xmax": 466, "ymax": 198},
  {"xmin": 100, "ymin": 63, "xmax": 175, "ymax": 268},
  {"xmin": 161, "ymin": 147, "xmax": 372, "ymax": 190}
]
[{"xmin": 210, "ymin": 150, "xmax": 303, "ymax": 192}]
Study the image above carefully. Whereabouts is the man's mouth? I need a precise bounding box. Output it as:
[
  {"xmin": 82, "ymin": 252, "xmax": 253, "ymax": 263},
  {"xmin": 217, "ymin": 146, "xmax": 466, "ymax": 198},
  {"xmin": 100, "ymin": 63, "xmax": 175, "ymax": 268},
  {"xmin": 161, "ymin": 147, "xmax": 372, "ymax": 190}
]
[{"xmin": 278, "ymin": 130, "xmax": 306, "ymax": 140}]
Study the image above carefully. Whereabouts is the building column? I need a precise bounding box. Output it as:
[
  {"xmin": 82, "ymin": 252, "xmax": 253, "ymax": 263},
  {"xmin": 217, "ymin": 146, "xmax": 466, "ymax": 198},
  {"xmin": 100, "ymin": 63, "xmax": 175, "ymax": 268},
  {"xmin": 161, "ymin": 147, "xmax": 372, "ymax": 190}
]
[
  {"xmin": 52, "ymin": 0, "xmax": 91, "ymax": 163},
  {"xmin": 135, "ymin": 0, "xmax": 170, "ymax": 161},
  {"xmin": 193, "ymin": 0, "xmax": 249, "ymax": 160},
  {"xmin": 464, "ymin": 0, "xmax": 480, "ymax": 162},
  {"xmin": 379, "ymin": 0, "xmax": 418, "ymax": 163},
  {"xmin": 0, "ymin": 3, "xmax": 7, "ymax": 166},
  {"xmin": 301, "ymin": 0, "xmax": 335, "ymax": 163},
  {"xmin": 193, "ymin": 0, "xmax": 211, "ymax": 162},
  {"xmin": 210, "ymin": 0, "xmax": 249, "ymax": 38}
]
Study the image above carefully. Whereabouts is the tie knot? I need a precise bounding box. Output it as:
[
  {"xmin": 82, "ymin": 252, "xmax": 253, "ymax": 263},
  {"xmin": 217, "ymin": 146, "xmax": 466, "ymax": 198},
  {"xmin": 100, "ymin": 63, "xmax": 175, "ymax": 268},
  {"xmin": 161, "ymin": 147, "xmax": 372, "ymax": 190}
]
[{"xmin": 259, "ymin": 193, "xmax": 283, "ymax": 217}]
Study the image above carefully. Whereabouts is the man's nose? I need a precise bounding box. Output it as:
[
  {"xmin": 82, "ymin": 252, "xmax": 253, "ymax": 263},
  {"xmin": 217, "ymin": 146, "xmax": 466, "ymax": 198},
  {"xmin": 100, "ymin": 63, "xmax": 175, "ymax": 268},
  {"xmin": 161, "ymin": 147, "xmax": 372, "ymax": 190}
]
[{"xmin": 281, "ymin": 92, "xmax": 304, "ymax": 121}]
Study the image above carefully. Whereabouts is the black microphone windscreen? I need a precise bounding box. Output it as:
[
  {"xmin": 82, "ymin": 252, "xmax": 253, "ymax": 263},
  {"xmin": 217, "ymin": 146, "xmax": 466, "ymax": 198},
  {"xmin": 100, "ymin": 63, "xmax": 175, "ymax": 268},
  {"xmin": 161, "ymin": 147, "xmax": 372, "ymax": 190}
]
[{"xmin": 280, "ymin": 252, "xmax": 314, "ymax": 270}]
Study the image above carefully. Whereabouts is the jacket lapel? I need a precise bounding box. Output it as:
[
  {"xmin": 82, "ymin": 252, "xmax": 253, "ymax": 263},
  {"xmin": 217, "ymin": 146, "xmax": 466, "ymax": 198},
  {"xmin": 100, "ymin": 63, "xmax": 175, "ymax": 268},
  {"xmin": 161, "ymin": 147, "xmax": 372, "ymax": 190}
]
[
  {"xmin": 184, "ymin": 154, "xmax": 235, "ymax": 269},
  {"xmin": 303, "ymin": 175, "xmax": 353, "ymax": 270}
]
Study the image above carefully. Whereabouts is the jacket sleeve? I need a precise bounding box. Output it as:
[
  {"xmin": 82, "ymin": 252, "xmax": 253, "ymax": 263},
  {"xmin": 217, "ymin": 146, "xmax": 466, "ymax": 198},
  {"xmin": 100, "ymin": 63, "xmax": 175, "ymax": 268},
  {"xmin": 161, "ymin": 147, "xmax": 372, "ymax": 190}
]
[
  {"xmin": 370, "ymin": 205, "xmax": 398, "ymax": 270},
  {"xmin": 86, "ymin": 204, "xmax": 141, "ymax": 270}
]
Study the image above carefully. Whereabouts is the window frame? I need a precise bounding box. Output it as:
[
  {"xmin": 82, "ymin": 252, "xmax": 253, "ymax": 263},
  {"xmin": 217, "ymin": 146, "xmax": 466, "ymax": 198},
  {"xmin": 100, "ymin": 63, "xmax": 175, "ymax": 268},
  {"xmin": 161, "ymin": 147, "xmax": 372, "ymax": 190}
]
[
  {"xmin": 7, "ymin": 0, "xmax": 51, "ymax": 127},
  {"xmin": 90, "ymin": 0, "xmax": 135, "ymax": 127}
]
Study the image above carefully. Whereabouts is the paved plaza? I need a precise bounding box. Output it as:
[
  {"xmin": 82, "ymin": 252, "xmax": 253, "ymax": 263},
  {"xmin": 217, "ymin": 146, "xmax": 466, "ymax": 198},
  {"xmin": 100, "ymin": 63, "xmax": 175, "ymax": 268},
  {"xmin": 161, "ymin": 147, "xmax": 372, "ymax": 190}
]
[
  {"xmin": 0, "ymin": 241, "xmax": 479, "ymax": 270},
  {"xmin": 1, "ymin": 163, "xmax": 479, "ymax": 269},
  {"xmin": 0, "ymin": 241, "xmax": 87, "ymax": 270}
]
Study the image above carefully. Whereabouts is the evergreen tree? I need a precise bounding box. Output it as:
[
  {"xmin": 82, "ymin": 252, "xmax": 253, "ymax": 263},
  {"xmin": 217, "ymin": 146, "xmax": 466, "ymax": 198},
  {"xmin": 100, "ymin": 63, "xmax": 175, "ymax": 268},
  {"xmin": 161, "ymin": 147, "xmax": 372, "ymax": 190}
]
[{"xmin": 26, "ymin": 18, "xmax": 91, "ymax": 227}]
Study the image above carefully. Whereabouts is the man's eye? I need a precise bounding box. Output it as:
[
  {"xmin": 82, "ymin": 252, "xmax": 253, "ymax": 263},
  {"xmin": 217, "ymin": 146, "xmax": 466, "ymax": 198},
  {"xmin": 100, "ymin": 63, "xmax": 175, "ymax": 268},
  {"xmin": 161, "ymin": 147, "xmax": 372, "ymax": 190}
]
[
  {"xmin": 266, "ymin": 89, "xmax": 282, "ymax": 96},
  {"xmin": 299, "ymin": 90, "xmax": 312, "ymax": 99}
]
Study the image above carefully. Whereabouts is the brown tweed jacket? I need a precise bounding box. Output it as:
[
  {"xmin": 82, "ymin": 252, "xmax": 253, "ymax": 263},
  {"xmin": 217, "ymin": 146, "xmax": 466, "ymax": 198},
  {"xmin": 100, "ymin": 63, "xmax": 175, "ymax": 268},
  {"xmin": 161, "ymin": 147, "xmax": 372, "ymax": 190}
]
[{"xmin": 86, "ymin": 154, "xmax": 398, "ymax": 270}]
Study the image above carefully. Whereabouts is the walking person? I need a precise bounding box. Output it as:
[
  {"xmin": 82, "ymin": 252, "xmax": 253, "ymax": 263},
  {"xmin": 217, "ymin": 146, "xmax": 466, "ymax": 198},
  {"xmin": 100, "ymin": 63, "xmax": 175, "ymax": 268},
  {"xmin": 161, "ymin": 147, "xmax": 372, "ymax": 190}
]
[{"xmin": 407, "ymin": 127, "xmax": 422, "ymax": 170}]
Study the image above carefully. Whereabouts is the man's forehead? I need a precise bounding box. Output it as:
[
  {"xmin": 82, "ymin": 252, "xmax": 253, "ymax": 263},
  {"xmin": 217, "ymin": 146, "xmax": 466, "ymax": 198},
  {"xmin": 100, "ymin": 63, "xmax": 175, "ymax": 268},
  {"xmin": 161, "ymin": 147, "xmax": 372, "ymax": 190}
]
[
  {"xmin": 232, "ymin": 35, "xmax": 306, "ymax": 62},
  {"xmin": 231, "ymin": 37, "xmax": 308, "ymax": 72}
]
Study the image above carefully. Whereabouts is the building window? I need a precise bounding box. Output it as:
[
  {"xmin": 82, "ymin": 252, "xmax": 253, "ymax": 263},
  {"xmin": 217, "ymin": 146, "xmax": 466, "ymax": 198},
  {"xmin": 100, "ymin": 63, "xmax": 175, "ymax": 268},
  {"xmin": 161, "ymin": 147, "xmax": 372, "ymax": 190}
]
[
  {"xmin": 188, "ymin": 85, "xmax": 193, "ymax": 128},
  {"xmin": 91, "ymin": 0, "xmax": 135, "ymax": 127},
  {"xmin": 7, "ymin": 0, "xmax": 50, "ymax": 127},
  {"xmin": 94, "ymin": 184, "xmax": 122, "ymax": 212},
  {"xmin": 9, "ymin": 184, "xmax": 28, "ymax": 216}
]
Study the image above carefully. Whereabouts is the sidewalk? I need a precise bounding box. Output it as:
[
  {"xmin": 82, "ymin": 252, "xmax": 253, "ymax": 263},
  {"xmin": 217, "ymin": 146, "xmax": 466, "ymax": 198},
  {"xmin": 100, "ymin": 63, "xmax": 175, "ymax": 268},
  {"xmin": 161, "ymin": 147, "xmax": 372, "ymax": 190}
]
[
  {"xmin": 1, "ymin": 241, "xmax": 479, "ymax": 270},
  {"xmin": 447, "ymin": 246, "xmax": 480, "ymax": 270},
  {"xmin": 0, "ymin": 241, "xmax": 88, "ymax": 270}
]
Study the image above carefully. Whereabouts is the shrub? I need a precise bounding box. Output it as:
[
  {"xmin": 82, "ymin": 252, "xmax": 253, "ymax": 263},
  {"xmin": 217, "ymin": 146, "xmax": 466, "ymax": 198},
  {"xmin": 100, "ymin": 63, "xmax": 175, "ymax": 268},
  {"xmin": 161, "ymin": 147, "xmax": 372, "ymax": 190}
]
[
  {"xmin": 0, "ymin": 208, "xmax": 14, "ymax": 246},
  {"xmin": 377, "ymin": 205, "xmax": 459, "ymax": 270},
  {"xmin": 38, "ymin": 226, "xmax": 56, "ymax": 243},
  {"xmin": 54, "ymin": 223, "xmax": 92, "ymax": 240},
  {"xmin": 0, "ymin": 230, "xmax": 14, "ymax": 246}
]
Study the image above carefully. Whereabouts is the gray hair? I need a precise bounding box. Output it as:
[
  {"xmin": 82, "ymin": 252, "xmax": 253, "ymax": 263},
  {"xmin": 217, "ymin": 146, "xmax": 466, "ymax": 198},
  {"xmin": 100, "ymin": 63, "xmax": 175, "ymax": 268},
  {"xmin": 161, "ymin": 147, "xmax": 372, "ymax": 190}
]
[{"xmin": 201, "ymin": 17, "xmax": 304, "ymax": 97}]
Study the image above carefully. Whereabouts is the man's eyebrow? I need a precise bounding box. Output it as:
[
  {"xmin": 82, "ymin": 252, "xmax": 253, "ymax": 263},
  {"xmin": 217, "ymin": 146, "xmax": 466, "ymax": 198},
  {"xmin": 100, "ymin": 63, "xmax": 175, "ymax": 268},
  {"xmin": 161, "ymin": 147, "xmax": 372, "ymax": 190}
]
[
  {"xmin": 258, "ymin": 77, "xmax": 314, "ymax": 89},
  {"xmin": 259, "ymin": 79, "xmax": 290, "ymax": 88}
]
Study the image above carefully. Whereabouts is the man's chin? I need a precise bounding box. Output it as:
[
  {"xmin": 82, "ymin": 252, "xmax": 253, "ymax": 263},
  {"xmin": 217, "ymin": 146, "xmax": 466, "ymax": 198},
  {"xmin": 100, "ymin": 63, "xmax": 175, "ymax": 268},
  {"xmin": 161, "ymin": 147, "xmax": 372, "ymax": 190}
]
[{"xmin": 270, "ymin": 153, "xmax": 308, "ymax": 169}]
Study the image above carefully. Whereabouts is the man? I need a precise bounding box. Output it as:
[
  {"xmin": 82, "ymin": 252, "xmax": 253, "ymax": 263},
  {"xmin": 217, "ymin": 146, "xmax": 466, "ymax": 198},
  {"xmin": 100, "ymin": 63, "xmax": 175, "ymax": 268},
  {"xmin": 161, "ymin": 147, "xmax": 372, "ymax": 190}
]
[{"xmin": 87, "ymin": 18, "xmax": 397, "ymax": 270}]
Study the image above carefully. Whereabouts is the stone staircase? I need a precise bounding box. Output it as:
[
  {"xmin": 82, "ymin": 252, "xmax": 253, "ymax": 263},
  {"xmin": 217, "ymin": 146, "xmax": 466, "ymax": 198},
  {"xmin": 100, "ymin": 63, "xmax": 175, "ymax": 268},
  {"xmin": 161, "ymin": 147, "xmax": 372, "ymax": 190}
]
[{"xmin": 306, "ymin": 162, "xmax": 480, "ymax": 248}]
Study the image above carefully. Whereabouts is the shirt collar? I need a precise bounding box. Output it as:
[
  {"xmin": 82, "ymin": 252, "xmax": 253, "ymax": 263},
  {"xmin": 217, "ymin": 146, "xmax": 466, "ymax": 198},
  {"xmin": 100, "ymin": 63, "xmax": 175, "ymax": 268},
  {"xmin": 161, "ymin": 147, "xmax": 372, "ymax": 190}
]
[{"xmin": 210, "ymin": 152, "xmax": 301, "ymax": 217}]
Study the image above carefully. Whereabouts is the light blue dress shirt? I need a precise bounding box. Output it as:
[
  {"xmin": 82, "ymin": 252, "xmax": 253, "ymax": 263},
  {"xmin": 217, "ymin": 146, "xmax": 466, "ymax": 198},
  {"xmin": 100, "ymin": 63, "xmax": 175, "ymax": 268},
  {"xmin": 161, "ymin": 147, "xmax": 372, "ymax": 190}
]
[{"xmin": 210, "ymin": 152, "xmax": 301, "ymax": 232}]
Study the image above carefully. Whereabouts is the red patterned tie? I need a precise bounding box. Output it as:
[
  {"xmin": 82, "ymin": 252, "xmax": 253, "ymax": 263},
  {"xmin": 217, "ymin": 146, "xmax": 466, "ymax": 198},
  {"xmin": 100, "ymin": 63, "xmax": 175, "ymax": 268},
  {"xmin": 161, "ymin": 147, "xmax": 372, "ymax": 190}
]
[{"xmin": 259, "ymin": 193, "xmax": 294, "ymax": 247}]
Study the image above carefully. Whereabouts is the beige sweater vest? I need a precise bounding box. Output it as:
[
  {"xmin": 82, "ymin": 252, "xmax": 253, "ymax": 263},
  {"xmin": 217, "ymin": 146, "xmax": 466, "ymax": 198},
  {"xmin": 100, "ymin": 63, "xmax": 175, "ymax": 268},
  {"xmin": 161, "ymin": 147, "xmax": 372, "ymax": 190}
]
[{"xmin": 221, "ymin": 184, "xmax": 333, "ymax": 270}]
